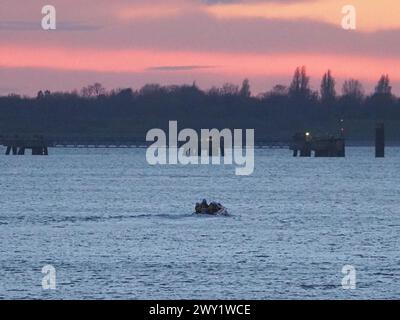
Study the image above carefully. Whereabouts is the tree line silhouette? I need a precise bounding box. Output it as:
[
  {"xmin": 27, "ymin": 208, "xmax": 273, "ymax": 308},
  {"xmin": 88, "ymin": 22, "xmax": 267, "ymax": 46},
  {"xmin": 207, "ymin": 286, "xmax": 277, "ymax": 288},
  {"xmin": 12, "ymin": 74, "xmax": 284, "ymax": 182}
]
[{"xmin": 1, "ymin": 66, "xmax": 400, "ymax": 141}]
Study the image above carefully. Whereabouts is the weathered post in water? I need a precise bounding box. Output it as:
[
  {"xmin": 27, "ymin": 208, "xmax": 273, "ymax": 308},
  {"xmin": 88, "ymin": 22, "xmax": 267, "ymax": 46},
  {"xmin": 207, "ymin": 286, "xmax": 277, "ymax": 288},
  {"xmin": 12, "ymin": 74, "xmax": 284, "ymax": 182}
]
[{"xmin": 375, "ymin": 123, "xmax": 385, "ymax": 158}]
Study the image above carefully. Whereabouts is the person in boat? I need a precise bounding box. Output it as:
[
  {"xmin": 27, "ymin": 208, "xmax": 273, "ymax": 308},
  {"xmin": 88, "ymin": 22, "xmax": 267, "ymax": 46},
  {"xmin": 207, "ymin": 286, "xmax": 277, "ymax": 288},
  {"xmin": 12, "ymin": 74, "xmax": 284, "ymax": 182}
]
[
  {"xmin": 195, "ymin": 200, "xmax": 224, "ymax": 214},
  {"xmin": 195, "ymin": 199, "xmax": 209, "ymax": 213},
  {"xmin": 195, "ymin": 202, "xmax": 201, "ymax": 213},
  {"xmin": 208, "ymin": 202, "xmax": 218, "ymax": 214},
  {"xmin": 201, "ymin": 199, "xmax": 208, "ymax": 210}
]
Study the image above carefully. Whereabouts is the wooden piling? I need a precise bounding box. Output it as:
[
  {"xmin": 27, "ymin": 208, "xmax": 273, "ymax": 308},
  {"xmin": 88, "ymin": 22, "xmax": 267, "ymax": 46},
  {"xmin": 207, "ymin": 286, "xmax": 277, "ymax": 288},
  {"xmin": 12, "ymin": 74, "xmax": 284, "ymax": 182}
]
[
  {"xmin": 375, "ymin": 123, "xmax": 385, "ymax": 158},
  {"xmin": 337, "ymin": 140, "xmax": 345, "ymax": 157}
]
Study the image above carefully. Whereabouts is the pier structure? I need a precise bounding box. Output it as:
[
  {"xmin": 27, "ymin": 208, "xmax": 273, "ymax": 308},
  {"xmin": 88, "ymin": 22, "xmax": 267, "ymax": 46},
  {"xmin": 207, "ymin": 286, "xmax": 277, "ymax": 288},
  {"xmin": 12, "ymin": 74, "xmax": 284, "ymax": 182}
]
[
  {"xmin": 0, "ymin": 136, "xmax": 145, "ymax": 155},
  {"xmin": 0, "ymin": 135, "xmax": 291, "ymax": 156},
  {"xmin": 290, "ymin": 132, "xmax": 345, "ymax": 158},
  {"xmin": 3, "ymin": 136, "xmax": 49, "ymax": 155}
]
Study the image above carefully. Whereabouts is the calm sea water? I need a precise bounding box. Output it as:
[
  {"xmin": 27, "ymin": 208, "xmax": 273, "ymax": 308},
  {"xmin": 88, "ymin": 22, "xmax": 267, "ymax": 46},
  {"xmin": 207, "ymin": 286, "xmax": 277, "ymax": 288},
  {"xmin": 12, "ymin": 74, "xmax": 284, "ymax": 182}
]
[{"xmin": 0, "ymin": 147, "xmax": 399, "ymax": 300}]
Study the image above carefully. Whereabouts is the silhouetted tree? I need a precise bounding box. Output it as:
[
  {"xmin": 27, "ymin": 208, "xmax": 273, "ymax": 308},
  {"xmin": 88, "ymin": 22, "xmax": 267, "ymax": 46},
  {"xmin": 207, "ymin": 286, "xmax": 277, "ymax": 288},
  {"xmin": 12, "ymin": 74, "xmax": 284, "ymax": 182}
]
[
  {"xmin": 114, "ymin": 88, "xmax": 134, "ymax": 99},
  {"xmin": 270, "ymin": 85, "xmax": 288, "ymax": 96},
  {"xmin": 221, "ymin": 83, "xmax": 239, "ymax": 96},
  {"xmin": 139, "ymin": 84, "xmax": 163, "ymax": 95},
  {"xmin": 81, "ymin": 83, "xmax": 106, "ymax": 97},
  {"xmin": 289, "ymin": 66, "xmax": 311, "ymax": 98},
  {"xmin": 261, "ymin": 85, "xmax": 288, "ymax": 100},
  {"xmin": 80, "ymin": 86, "xmax": 90, "ymax": 98},
  {"xmin": 92, "ymin": 83, "xmax": 106, "ymax": 96},
  {"xmin": 320, "ymin": 70, "xmax": 336, "ymax": 103},
  {"xmin": 342, "ymin": 79, "xmax": 364, "ymax": 101},
  {"xmin": 36, "ymin": 90, "xmax": 44, "ymax": 99},
  {"xmin": 375, "ymin": 74, "xmax": 392, "ymax": 95},
  {"xmin": 239, "ymin": 79, "xmax": 251, "ymax": 97},
  {"xmin": 207, "ymin": 86, "xmax": 221, "ymax": 97},
  {"xmin": 368, "ymin": 74, "xmax": 394, "ymax": 119}
]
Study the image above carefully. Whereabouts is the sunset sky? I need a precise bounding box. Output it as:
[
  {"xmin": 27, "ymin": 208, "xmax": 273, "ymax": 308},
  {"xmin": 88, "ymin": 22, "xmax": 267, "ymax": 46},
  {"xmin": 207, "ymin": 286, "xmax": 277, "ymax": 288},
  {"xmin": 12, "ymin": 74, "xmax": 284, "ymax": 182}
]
[{"xmin": 1, "ymin": 0, "xmax": 399, "ymax": 95}]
